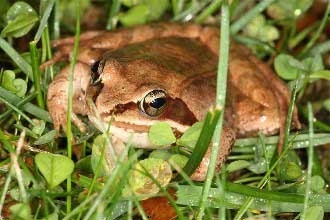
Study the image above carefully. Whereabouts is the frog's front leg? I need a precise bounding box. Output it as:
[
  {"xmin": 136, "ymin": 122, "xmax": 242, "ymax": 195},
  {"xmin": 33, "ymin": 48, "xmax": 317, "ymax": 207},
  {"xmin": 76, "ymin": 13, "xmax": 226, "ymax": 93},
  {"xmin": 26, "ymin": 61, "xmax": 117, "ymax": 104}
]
[
  {"xmin": 47, "ymin": 62, "xmax": 92, "ymax": 132},
  {"xmin": 191, "ymin": 127, "xmax": 235, "ymax": 181}
]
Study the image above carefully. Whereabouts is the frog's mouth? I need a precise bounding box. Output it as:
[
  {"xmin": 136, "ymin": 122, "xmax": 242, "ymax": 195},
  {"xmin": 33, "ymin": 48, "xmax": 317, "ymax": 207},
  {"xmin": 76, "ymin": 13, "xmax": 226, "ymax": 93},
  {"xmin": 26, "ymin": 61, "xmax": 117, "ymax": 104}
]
[{"xmin": 89, "ymin": 98, "xmax": 197, "ymax": 148}]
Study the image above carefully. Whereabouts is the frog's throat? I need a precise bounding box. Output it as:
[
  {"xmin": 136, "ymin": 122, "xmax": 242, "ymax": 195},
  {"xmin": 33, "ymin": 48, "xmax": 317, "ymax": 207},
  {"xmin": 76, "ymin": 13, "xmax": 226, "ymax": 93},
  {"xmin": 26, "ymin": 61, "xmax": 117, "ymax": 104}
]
[{"xmin": 88, "ymin": 115, "xmax": 189, "ymax": 148}]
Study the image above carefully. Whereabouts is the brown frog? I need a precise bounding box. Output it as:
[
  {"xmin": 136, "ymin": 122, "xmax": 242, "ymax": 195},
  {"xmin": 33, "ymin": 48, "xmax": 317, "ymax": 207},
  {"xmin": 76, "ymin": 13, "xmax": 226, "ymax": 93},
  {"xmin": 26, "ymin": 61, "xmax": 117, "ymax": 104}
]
[{"xmin": 46, "ymin": 23, "xmax": 300, "ymax": 181}]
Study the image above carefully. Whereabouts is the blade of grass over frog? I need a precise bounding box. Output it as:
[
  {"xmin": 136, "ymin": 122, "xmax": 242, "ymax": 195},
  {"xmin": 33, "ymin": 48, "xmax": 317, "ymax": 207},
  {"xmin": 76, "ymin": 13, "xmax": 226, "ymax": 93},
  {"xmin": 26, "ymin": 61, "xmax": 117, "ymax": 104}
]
[
  {"xmin": 298, "ymin": 1, "xmax": 330, "ymax": 58},
  {"xmin": 181, "ymin": 109, "xmax": 221, "ymax": 177},
  {"xmin": 65, "ymin": 0, "xmax": 81, "ymax": 214},
  {"xmin": 0, "ymin": 37, "xmax": 32, "ymax": 79},
  {"xmin": 230, "ymin": 0, "xmax": 276, "ymax": 34},
  {"xmin": 197, "ymin": 3, "xmax": 230, "ymax": 219},
  {"xmin": 106, "ymin": 0, "xmax": 121, "ymax": 30},
  {"xmin": 301, "ymin": 103, "xmax": 314, "ymax": 219},
  {"xmin": 0, "ymin": 87, "xmax": 51, "ymax": 122},
  {"xmin": 29, "ymin": 41, "xmax": 45, "ymax": 109},
  {"xmin": 195, "ymin": 0, "xmax": 222, "ymax": 23},
  {"xmin": 34, "ymin": 0, "xmax": 55, "ymax": 42}
]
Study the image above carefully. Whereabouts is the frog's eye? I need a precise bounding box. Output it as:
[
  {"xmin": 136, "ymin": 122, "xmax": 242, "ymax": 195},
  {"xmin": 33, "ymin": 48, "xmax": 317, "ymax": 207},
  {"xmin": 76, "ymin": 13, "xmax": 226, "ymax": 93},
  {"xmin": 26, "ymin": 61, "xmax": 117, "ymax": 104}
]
[
  {"xmin": 138, "ymin": 89, "xmax": 167, "ymax": 117},
  {"xmin": 90, "ymin": 59, "xmax": 105, "ymax": 85}
]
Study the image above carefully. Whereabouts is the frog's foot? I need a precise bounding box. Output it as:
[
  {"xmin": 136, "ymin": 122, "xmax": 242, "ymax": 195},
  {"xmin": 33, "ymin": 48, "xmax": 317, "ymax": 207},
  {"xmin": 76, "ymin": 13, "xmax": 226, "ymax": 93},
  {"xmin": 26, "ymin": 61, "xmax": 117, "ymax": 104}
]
[
  {"xmin": 47, "ymin": 62, "xmax": 92, "ymax": 133},
  {"xmin": 49, "ymin": 107, "xmax": 86, "ymax": 133}
]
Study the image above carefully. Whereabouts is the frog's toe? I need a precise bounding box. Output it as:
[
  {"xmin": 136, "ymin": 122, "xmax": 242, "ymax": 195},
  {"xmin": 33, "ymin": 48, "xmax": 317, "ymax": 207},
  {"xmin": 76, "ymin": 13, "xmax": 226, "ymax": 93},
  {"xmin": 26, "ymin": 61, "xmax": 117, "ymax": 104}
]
[
  {"xmin": 51, "ymin": 111, "xmax": 86, "ymax": 133},
  {"xmin": 50, "ymin": 110, "xmax": 68, "ymax": 133}
]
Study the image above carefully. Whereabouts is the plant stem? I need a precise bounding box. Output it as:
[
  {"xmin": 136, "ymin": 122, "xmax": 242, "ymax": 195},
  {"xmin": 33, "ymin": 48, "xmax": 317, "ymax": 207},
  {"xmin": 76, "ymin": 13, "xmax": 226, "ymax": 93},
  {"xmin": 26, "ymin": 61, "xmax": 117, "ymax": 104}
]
[
  {"xmin": 197, "ymin": 1, "xmax": 230, "ymax": 219},
  {"xmin": 301, "ymin": 103, "xmax": 314, "ymax": 219},
  {"xmin": 29, "ymin": 41, "xmax": 45, "ymax": 109},
  {"xmin": 65, "ymin": 0, "xmax": 81, "ymax": 214}
]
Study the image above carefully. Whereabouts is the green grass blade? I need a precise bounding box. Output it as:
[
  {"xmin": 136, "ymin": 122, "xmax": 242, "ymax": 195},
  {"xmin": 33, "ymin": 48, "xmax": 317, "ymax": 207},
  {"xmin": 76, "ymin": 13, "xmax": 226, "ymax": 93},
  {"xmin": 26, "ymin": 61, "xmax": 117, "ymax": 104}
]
[
  {"xmin": 0, "ymin": 86, "xmax": 51, "ymax": 122},
  {"xmin": 230, "ymin": 0, "xmax": 276, "ymax": 34},
  {"xmin": 197, "ymin": 2, "xmax": 230, "ymax": 219},
  {"xmin": 0, "ymin": 37, "xmax": 32, "ymax": 78},
  {"xmin": 34, "ymin": 0, "xmax": 56, "ymax": 42}
]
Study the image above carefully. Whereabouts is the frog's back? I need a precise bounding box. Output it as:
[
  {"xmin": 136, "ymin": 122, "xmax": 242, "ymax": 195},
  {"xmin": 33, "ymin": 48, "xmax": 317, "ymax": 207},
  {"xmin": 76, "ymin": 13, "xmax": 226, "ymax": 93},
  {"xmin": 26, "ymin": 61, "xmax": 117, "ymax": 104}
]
[{"xmin": 104, "ymin": 37, "xmax": 218, "ymax": 79}]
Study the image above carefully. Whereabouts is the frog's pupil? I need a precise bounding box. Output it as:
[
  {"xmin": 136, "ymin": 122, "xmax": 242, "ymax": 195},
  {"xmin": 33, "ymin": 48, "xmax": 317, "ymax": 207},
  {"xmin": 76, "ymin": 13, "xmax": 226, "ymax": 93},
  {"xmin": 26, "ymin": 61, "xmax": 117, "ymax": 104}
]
[{"xmin": 150, "ymin": 98, "xmax": 166, "ymax": 109}]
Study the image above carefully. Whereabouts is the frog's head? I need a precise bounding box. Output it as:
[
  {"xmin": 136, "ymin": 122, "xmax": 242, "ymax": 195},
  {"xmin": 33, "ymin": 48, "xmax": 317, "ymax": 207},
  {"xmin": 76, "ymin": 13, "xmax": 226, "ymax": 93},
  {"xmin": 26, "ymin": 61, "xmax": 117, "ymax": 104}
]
[{"xmin": 87, "ymin": 37, "xmax": 217, "ymax": 148}]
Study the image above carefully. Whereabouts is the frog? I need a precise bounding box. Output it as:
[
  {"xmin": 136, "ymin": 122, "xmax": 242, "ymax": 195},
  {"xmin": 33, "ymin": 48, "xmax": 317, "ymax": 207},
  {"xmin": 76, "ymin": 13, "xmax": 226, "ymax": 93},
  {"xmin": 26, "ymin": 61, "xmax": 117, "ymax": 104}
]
[{"xmin": 45, "ymin": 23, "xmax": 300, "ymax": 181}]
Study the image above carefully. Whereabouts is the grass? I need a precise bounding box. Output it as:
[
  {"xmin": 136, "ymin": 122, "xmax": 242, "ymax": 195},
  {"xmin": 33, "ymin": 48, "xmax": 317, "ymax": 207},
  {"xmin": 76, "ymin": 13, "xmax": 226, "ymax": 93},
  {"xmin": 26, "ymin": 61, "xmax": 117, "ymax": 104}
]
[{"xmin": 0, "ymin": 0, "xmax": 330, "ymax": 219}]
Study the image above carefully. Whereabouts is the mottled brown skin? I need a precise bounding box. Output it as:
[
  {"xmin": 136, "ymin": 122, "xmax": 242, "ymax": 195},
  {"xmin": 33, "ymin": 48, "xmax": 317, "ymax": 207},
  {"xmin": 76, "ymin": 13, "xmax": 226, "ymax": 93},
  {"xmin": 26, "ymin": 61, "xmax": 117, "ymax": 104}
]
[{"xmin": 46, "ymin": 23, "xmax": 300, "ymax": 181}]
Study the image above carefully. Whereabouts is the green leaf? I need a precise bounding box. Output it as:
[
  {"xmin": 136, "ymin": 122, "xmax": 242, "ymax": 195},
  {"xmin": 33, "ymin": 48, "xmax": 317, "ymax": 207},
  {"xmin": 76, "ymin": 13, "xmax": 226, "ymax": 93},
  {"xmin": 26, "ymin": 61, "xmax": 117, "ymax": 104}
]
[
  {"xmin": 1, "ymin": 70, "xmax": 16, "ymax": 91},
  {"xmin": 118, "ymin": 4, "xmax": 150, "ymax": 27},
  {"xmin": 9, "ymin": 203, "xmax": 31, "ymax": 220},
  {"xmin": 274, "ymin": 54, "xmax": 302, "ymax": 80},
  {"xmin": 177, "ymin": 121, "xmax": 203, "ymax": 148},
  {"xmin": 1, "ymin": 70, "xmax": 27, "ymax": 97},
  {"xmin": 128, "ymin": 158, "xmax": 172, "ymax": 197},
  {"xmin": 302, "ymin": 55, "xmax": 324, "ymax": 73},
  {"xmin": 248, "ymin": 158, "xmax": 267, "ymax": 174},
  {"xmin": 13, "ymin": 78, "xmax": 27, "ymax": 97},
  {"xmin": 35, "ymin": 153, "xmax": 74, "ymax": 188},
  {"xmin": 169, "ymin": 154, "xmax": 188, "ymax": 169},
  {"xmin": 34, "ymin": 130, "xmax": 56, "ymax": 145},
  {"xmin": 148, "ymin": 122, "xmax": 176, "ymax": 146},
  {"xmin": 39, "ymin": 212, "xmax": 58, "ymax": 220},
  {"xmin": 309, "ymin": 70, "xmax": 330, "ymax": 81},
  {"xmin": 1, "ymin": 2, "xmax": 39, "ymax": 38},
  {"xmin": 244, "ymin": 14, "xmax": 279, "ymax": 43},
  {"xmin": 149, "ymin": 149, "xmax": 171, "ymax": 160},
  {"xmin": 31, "ymin": 119, "xmax": 45, "ymax": 135},
  {"xmin": 119, "ymin": 0, "xmax": 169, "ymax": 26},
  {"xmin": 283, "ymin": 162, "xmax": 302, "ymax": 181},
  {"xmin": 226, "ymin": 160, "xmax": 250, "ymax": 173},
  {"xmin": 304, "ymin": 206, "xmax": 324, "ymax": 220},
  {"xmin": 311, "ymin": 175, "xmax": 325, "ymax": 193},
  {"xmin": 143, "ymin": 0, "xmax": 169, "ymax": 20}
]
